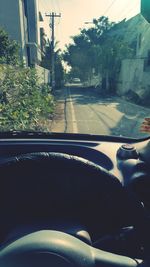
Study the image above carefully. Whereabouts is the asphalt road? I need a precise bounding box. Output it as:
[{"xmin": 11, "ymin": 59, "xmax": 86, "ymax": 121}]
[{"xmin": 52, "ymin": 86, "xmax": 150, "ymax": 138}]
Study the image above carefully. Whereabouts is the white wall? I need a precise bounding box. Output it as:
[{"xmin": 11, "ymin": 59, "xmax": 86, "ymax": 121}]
[
  {"xmin": 0, "ymin": 0, "xmax": 21, "ymax": 41},
  {"xmin": 19, "ymin": 0, "xmax": 28, "ymax": 65},
  {"xmin": 0, "ymin": 0, "xmax": 28, "ymax": 65},
  {"xmin": 117, "ymin": 59, "xmax": 144, "ymax": 94},
  {"xmin": 36, "ymin": 65, "xmax": 50, "ymax": 84},
  {"xmin": 136, "ymin": 18, "xmax": 150, "ymax": 58},
  {"xmin": 117, "ymin": 57, "xmax": 150, "ymax": 100},
  {"xmin": 117, "ymin": 15, "xmax": 150, "ymax": 99}
]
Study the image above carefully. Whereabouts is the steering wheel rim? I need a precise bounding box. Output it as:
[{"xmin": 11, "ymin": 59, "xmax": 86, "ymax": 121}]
[
  {"xmin": 0, "ymin": 230, "xmax": 139, "ymax": 267},
  {"xmin": 0, "ymin": 152, "xmax": 144, "ymax": 266},
  {"xmin": 1, "ymin": 152, "xmax": 143, "ymax": 235}
]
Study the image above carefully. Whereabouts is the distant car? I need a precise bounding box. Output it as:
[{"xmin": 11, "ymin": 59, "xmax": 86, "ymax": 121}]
[{"xmin": 72, "ymin": 78, "xmax": 81, "ymax": 83}]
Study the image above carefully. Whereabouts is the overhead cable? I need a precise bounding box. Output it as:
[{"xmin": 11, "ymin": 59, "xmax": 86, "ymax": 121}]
[{"xmin": 103, "ymin": 0, "xmax": 118, "ymax": 16}]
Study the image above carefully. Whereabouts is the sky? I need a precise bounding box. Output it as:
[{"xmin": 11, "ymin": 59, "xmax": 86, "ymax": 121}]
[{"xmin": 38, "ymin": 0, "xmax": 141, "ymax": 50}]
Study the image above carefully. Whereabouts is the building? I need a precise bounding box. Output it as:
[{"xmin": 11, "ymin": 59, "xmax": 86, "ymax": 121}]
[
  {"xmin": 0, "ymin": 0, "xmax": 44, "ymax": 66},
  {"xmin": 117, "ymin": 14, "xmax": 150, "ymax": 106},
  {"xmin": 0, "ymin": 0, "xmax": 50, "ymax": 83}
]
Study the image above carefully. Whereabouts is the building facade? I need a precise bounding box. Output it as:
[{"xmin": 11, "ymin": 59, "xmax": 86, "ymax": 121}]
[
  {"xmin": 117, "ymin": 14, "xmax": 150, "ymax": 105},
  {"xmin": 0, "ymin": 0, "xmax": 42, "ymax": 66},
  {"xmin": 0, "ymin": 0, "xmax": 50, "ymax": 84}
]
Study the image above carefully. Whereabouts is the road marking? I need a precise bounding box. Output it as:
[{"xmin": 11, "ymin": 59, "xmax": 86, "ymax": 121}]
[{"xmin": 68, "ymin": 88, "xmax": 78, "ymax": 133}]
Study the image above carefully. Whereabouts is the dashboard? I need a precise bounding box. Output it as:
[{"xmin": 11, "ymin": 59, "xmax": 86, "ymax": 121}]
[
  {"xmin": 0, "ymin": 134, "xmax": 149, "ymax": 185},
  {"xmin": 0, "ymin": 133, "xmax": 150, "ymax": 266}
]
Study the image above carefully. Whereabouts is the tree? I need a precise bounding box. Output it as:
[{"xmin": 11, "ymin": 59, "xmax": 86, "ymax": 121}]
[
  {"xmin": 63, "ymin": 16, "xmax": 134, "ymax": 93},
  {"xmin": 63, "ymin": 34, "xmax": 97, "ymax": 82},
  {"xmin": 0, "ymin": 28, "xmax": 19, "ymax": 65},
  {"xmin": 95, "ymin": 36, "xmax": 133, "ymax": 93},
  {"xmin": 0, "ymin": 29, "xmax": 54, "ymax": 131},
  {"xmin": 0, "ymin": 66, "xmax": 54, "ymax": 131},
  {"xmin": 81, "ymin": 16, "xmax": 115, "ymax": 45},
  {"xmin": 54, "ymin": 52, "xmax": 64, "ymax": 87},
  {"xmin": 41, "ymin": 40, "xmax": 64, "ymax": 88},
  {"xmin": 63, "ymin": 16, "xmax": 115, "ymax": 84}
]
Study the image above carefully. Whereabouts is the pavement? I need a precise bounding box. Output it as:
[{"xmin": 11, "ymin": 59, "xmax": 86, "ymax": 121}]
[
  {"xmin": 50, "ymin": 88, "xmax": 66, "ymax": 133},
  {"xmin": 51, "ymin": 86, "xmax": 150, "ymax": 138}
]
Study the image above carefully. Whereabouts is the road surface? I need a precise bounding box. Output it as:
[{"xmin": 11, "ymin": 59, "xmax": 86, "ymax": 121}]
[{"xmin": 51, "ymin": 86, "xmax": 150, "ymax": 138}]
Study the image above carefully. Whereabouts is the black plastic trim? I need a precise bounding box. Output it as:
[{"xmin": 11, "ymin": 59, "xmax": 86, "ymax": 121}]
[{"xmin": 0, "ymin": 131, "xmax": 149, "ymax": 143}]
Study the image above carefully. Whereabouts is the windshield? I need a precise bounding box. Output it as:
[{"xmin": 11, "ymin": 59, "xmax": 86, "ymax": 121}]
[{"xmin": 0, "ymin": 0, "xmax": 149, "ymax": 138}]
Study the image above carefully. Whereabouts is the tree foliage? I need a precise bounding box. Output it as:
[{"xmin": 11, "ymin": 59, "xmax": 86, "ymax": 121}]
[
  {"xmin": 0, "ymin": 66, "xmax": 54, "ymax": 131},
  {"xmin": 0, "ymin": 28, "xmax": 20, "ymax": 65},
  {"xmin": 64, "ymin": 35, "xmax": 95, "ymax": 82},
  {"xmin": 0, "ymin": 29, "xmax": 54, "ymax": 132},
  {"xmin": 63, "ymin": 16, "xmax": 134, "ymax": 93},
  {"xmin": 41, "ymin": 41, "xmax": 64, "ymax": 87}
]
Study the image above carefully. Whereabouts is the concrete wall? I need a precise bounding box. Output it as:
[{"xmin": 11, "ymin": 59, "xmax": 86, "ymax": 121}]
[
  {"xmin": 117, "ymin": 58, "xmax": 144, "ymax": 95},
  {"xmin": 19, "ymin": 0, "xmax": 28, "ymax": 65},
  {"xmin": 0, "ymin": 0, "xmax": 42, "ymax": 66},
  {"xmin": 0, "ymin": 0, "xmax": 21, "ymax": 41},
  {"xmin": 0, "ymin": 0, "xmax": 28, "ymax": 65},
  {"xmin": 117, "ymin": 57, "xmax": 150, "ymax": 100},
  {"xmin": 84, "ymin": 74, "xmax": 102, "ymax": 87},
  {"xmin": 25, "ymin": 0, "xmax": 41, "ymax": 64},
  {"xmin": 0, "ymin": 0, "xmax": 52, "ymax": 83},
  {"xmin": 117, "ymin": 15, "xmax": 150, "ymax": 100},
  {"xmin": 36, "ymin": 1, "xmax": 43, "ymax": 58},
  {"xmin": 136, "ymin": 17, "xmax": 150, "ymax": 58},
  {"xmin": 36, "ymin": 65, "xmax": 50, "ymax": 85}
]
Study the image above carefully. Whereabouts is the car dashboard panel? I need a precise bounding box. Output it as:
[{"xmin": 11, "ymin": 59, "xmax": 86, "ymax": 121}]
[
  {"xmin": 0, "ymin": 134, "xmax": 150, "ymax": 267},
  {"xmin": 0, "ymin": 136, "xmax": 149, "ymax": 185}
]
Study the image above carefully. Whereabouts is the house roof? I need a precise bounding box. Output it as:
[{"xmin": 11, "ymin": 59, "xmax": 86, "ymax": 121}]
[{"xmin": 106, "ymin": 14, "xmax": 150, "ymax": 53}]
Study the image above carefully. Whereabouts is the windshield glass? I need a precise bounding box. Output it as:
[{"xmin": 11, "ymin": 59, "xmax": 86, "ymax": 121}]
[{"xmin": 0, "ymin": 0, "xmax": 149, "ymax": 138}]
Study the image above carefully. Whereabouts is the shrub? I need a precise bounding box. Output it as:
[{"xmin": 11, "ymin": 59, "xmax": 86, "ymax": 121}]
[
  {"xmin": 0, "ymin": 66, "xmax": 54, "ymax": 131},
  {"xmin": 0, "ymin": 28, "xmax": 20, "ymax": 65}
]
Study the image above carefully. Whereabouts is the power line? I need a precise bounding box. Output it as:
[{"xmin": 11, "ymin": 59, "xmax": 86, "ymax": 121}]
[
  {"xmin": 51, "ymin": 0, "xmax": 57, "ymax": 12},
  {"xmin": 54, "ymin": 1, "xmax": 64, "ymax": 50},
  {"xmin": 116, "ymin": 0, "xmax": 134, "ymax": 19},
  {"xmin": 41, "ymin": 0, "xmax": 61, "ymax": 15},
  {"xmin": 40, "ymin": 0, "xmax": 49, "ymax": 12},
  {"xmin": 46, "ymin": 12, "xmax": 61, "ymax": 90},
  {"xmin": 117, "ymin": 0, "xmax": 139, "ymax": 20},
  {"xmin": 54, "ymin": 0, "xmax": 61, "ymax": 13},
  {"xmin": 126, "ymin": 2, "xmax": 140, "ymax": 17},
  {"xmin": 56, "ymin": 0, "xmax": 61, "ymax": 13},
  {"xmin": 42, "ymin": 0, "xmax": 54, "ymax": 12},
  {"xmin": 103, "ymin": 0, "xmax": 118, "ymax": 16}
]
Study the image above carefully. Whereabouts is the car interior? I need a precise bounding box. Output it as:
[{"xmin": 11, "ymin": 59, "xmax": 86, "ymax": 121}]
[{"xmin": 0, "ymin": 132, "xmax": 150, "ymax": 267}]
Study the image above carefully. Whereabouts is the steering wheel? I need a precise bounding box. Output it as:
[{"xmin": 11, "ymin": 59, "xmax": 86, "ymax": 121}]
[{"xmin": 0, "ymin": 152, "xmax": 143, "ymax": 266}]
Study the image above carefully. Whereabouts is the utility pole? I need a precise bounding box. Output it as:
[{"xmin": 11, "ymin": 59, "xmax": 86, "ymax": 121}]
[{"xmin": 46, "ymin": 12, "xmax": 61, "ymax": 91}]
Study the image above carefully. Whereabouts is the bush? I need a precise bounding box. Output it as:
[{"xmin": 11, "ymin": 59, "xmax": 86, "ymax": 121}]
[
  {"xmin": 0, "ymin": 66, "xmax": 54, "ymax": 131},
  {"xmin": 0, "ymin": 28, "xmax": 20, "ymax": 65}
]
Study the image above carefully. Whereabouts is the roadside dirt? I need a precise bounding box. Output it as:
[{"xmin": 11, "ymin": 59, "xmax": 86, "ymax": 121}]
[{"xmin": 50, "ymin": 88, "xmax": 66, "ymax": 133}]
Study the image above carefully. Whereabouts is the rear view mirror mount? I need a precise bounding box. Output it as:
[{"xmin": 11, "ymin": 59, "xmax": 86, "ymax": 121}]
[{"xmin": 141, "ymin": 0, "xmax": 150, "ymax": 23}]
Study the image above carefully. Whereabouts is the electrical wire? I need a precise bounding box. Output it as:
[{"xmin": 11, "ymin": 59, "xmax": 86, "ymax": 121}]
[
  {"xmin": 117, "ymin": 0, "xmax": 140, "ymax": 21},
  {"xmin": 56, "ymin": 0, "xmax": 61, "ymax": 13},
  {"xmin": 116, "ymin": 0, "xmax": 134, "ymax": 19},
  {"xmin": 103, "ymin": 0, "xmax": 118, "ymax": 16},
  {"xmin": 56, "ymin": 0, "xmax": 63, "ymax": 49},
  {"xmin": 40, "ymin": 0, "xmax": 62, "ymax": 48},
  {"xmin": 40, "ymin": 0, "xmax": 49, "ymax": 12},
  {"xmin": 54, "ymin": 0, "xmax": 61, "ymax": 13},
  {"xmin": 126, "ymin": 2, "xmax": 140, "ymax": 17},
  {"xmin": 51, "ymin": 0, "xmax": 57, "ymax": 12},
  {"xmin": 53, "ymin": 4, "xmax": 61, "ymax": 48}
]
